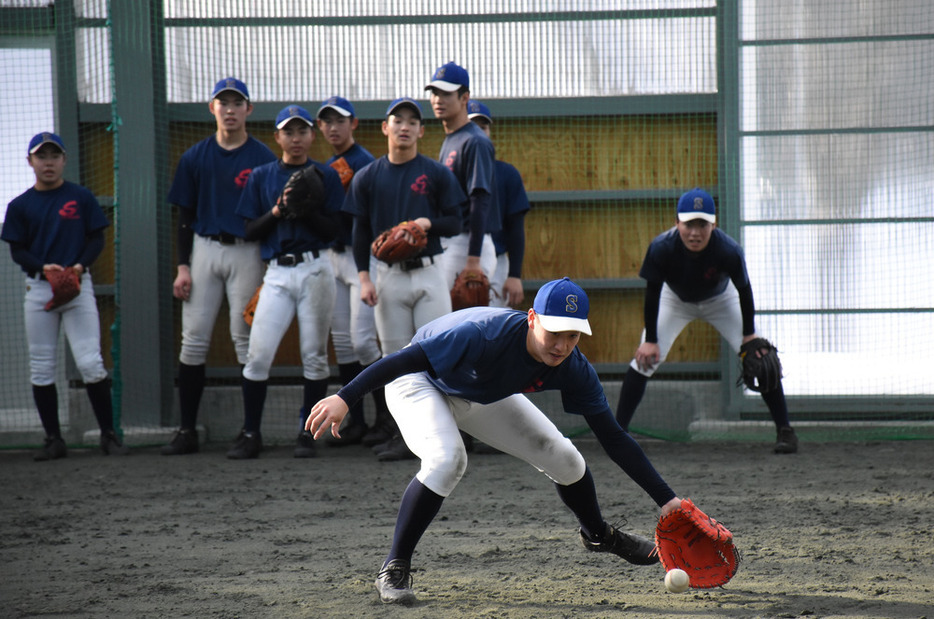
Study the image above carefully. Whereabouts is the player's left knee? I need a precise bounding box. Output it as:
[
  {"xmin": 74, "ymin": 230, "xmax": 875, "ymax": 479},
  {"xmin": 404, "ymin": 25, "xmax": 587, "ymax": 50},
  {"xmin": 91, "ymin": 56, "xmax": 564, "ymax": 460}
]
[
  {"xmin": 542, "ymin": 437, "xmax": 587, "ymax": 486},
  {"xmin": 74, "ymin": 354, "xmax": 108, "ymax": 384}
]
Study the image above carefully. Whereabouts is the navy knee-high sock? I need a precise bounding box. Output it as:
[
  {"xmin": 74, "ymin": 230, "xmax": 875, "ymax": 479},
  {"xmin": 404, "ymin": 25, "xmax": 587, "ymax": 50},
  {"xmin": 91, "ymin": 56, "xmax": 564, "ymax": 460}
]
[
  {"xmin": 385, "ymin": 478, "xmax": 445, "ymax": 566},
  {"xmin": 761, "ymin": 383, "xmax": 791, "ymax": 428},
  {"xmin": 615, "ymin": 367, "xmax": 649, "ymax": 431},
  {"xmin": 177, "ymin": 362, "xmax": 205, "ymax": 430},
  {"xmin": 554, "ymin": 467, "xmax": 605, "ymax": 541},
  {"xmin": 300, "ymin": 378, "xmax": 330, "ymax": 429},
  {"xmin": 85, "ymin": 379, "xmax": 115, "ymax": 433},
  {"xmin": 337, "ymin": 362, "xmax": 365, "ymax": 426},
  {"xmin": 33, "ymin": 384, "xmax": 61, "ymax": 438},
  {"xmin": 241, "ymin": 377, "xmax": 268, "ymax": 433}
]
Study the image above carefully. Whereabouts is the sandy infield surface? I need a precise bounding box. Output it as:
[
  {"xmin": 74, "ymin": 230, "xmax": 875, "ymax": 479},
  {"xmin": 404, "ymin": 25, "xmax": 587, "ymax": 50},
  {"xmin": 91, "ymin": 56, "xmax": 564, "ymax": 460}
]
[{"xmin": 2, "ymin": 437, "xmax": 932, "ymax": 618}]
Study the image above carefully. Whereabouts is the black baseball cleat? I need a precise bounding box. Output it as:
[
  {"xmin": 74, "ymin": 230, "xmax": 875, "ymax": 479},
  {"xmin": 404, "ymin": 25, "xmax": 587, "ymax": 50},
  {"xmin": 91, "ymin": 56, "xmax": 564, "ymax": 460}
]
[
  {"xmin": 161, "ymin": 428, "xmax": 199, "ymax": 455},
  {"xmin": 361, "ymin": 418, "xmax": 396, "ymax": 447},
  {"xmin": 33, "ymin": 436, "xmax": 67, "ymax": 462},
  {"xmin": 579, "ymin": 522, "xmax": 659, "ymax": 565},
  {"xmin": 294, "ymin": 430, "xmax": 317, "ymax": 458},
  {"xmin": 226, "ymin": 430, "xmax": 262, "ymax": 459},
  {"xmin": 375, "ymin": 559, "xmax": 416, "ymax": 605},
  {"xmin": 375, "ymin": 434, "xmax": 416, "ymax": 461},
  {"xmin": 774, "ymin": 426, "xmax": 799, "ymax": 454},
  {"xmin": 100, "ymin": 430, "xmax": 130, "ymax": 456}
]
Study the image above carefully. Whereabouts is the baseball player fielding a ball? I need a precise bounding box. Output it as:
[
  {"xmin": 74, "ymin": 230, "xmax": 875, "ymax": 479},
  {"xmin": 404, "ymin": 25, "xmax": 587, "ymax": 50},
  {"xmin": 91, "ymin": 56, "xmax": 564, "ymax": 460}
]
[
  {"xmin": 616, "ymin": 188, "xmax": 798, "ymax": 453},
  {"xmin": 306, "ymin": 278, "xmax": 682, "ymax": 605}
]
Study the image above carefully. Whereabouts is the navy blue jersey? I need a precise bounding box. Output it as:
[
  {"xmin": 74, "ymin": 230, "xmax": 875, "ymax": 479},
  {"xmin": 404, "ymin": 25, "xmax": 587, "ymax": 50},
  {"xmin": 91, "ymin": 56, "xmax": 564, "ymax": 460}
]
[
  {"xmin": 342, "ymin": 154, "xmax": 465, "ymax": 257},
  {"xmin": 490, "ymin": 160, "xmax": 530, "ymax": 255},
  {"xmin": 327, "ymin": 142, "xmax": 376, "ymax": 247},
  {"xmin": 167, "ymin": 135, "xmax": 276, "ymax": 238},
  {"xmin": 2, "ymin": 181, "xmax": 109, "ymax": 269},
  {"xmin": 439, "ymin": 121, "xmax": 500, "ymax": 232},
  {"xmin": 413, "ymin": 307, "xmax": 608, "ymax": 412},
  {"xmin": 640, "ymin": 227, "xmax": 750, "ymax": 303},
  {"xmin": 236, "ymin": 159, "xmax": 344, "ymax": 261}
]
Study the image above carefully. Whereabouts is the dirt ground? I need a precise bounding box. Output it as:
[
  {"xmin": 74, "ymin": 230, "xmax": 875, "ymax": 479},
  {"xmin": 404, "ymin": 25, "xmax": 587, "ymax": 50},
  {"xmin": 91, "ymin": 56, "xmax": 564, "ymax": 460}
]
[{"xmin": 2, "ymin": 437, "xmax": 932, "ymax": 619}]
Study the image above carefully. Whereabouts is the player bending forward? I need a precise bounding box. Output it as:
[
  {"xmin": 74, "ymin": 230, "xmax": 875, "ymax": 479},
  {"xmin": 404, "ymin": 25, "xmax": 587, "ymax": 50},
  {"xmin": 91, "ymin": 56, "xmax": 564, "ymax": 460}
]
[{"xmin": 307, "ymin": 277, "xmax": 682, "ymax": 605}]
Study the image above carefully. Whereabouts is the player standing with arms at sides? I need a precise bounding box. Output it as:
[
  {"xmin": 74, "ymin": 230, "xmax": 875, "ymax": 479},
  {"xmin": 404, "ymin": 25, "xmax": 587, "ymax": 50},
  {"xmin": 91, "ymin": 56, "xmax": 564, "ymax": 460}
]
[
  {"xmin": 161, "ymin": 77, "xmax": 276, "ymax": 456},
  {"xmin": 229, "ymin": 105, "xmax": 344, "ymax": 459},
  {"xmin": 425, "ymin": 62, "xmax": 500, "ymax": 294},
  {"xmin": 342, "ymin": 97, "xmax": 465, "ymax": 461},
  {"xmin": 468, "ymin": 100, "xmax": 530, "ymax": 308},
  {"xmin": 616, "ymin": 188, "xmax": 798, "ymax": 454},
  {"xmin": 315, "ymin": 96, "xmax": 391, "ymax": 449},
  {"xmin": 2, "ymin": 132, "xmax": 130, "ymax": 460},
  {"xmin": 306, "ymin": 278, "xmax": 682, "ymax": 605}
]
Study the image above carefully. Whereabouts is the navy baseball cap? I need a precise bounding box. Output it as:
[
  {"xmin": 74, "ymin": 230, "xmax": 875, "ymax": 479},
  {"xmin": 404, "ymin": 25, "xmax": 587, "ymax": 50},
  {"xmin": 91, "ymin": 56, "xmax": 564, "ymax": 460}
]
[
  {"xmin": 386, "ymin": 97, "xmax": 423, "ymax": 119},
  {"xmin": 275, "ymin": 105, "xmax": 315, "ymax": 129},
  {"xmin": 677, "ymin": 188, "xmax": 716, "ymax": 224},
  {"xmin": 425, "ymin": 62, "xmax": 469, "ymax": 92},
  {"xmin": 28, "ymin": 132, "xmax": 66, "ymax": 155},
  {"xmin": 212, "ymin": 77, "xmax": 250, "ymax": 100},
  {"xmin": 533, "ymin": 278, "xmax": 592, "ymax": 336},
  {"xmin": 317, "ymin": 96, "xmax": 355, "ymax": 118},
  {"xmin": 467, "ymin": 100, "xmax": 492, "ymax": 123}
]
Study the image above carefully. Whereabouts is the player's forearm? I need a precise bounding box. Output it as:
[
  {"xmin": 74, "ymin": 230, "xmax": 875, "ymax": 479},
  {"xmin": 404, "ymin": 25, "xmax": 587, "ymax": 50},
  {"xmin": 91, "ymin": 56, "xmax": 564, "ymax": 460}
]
[
  {"xmin": 503, "ymin": 213, "xmax": 526, "ymax": 278},
  {"xmin": 585, "ymin": 411, "xmax": 677, "ymax": 507},
  {"xmin": 643, "ymin": 280, "xmax": 663, "ymax": 343},
  {"xmin": 466, "ymin": 191, "xmax": 491, "ymax": 256},
  {"xmin": 8, "ymin": 243, "xmax": 44, "ymax": 274},
  {"xmin": 428, "ymin": 213, "xmax": 462, "ymax": 238},
  {"xmin": 737, "ymin": 284, "xmax": 756, "ymax": 336},
  {"xmin": 351, "ymin": 217, "xmax": 373, "ymax": 272},
  {"xmin": 336, "ymin": 344, "xmax": 432, "ymax": 407},
  {"xmin": 175, "ymin": 206, "xmax": 195, "ymax": 266},
  {"xmin": 77, "ymin": 229, "xmax": 105, "ymax": 268},
  {"xmin": 243, "ymin": 210, "xmax": 278, "ymax": 242}
]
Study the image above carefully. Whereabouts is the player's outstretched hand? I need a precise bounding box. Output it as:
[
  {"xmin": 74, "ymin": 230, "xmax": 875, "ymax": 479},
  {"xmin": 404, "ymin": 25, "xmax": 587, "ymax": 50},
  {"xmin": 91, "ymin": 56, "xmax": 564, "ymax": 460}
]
[
  {"xmin": 660, "ymin": 496, "xmax": 682, "ymax": 518},
  {"xmin": 306, "ymin": 395, "xmax": 350, "ymax": 439}
]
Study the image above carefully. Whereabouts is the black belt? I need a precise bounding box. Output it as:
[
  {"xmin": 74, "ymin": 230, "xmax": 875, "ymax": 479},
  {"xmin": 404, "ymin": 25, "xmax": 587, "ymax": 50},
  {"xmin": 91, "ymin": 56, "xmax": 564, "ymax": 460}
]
[
  {"xmin": 271, "ymin": 250, "xmax": 319, "ymax": 266},
  {"xmin": 204, "ymin": 233, "xmax": 239, "ymax": 245},
  {"xmin": 399, "ymin": 255, "xmax": 434, "ymax": 272},
  {"xmin": 29, "ymin": 272, "xmax": 47, "ymax": 280}
]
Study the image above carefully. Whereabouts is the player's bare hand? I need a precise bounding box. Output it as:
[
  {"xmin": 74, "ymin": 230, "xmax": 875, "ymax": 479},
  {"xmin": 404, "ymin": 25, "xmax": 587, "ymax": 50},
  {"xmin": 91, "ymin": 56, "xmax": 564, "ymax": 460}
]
[
  {"xmin": 360, "ymin": 280, "xmax": 378, "ymax": 306},
  {"xmin": 173, "ymin": 266, "xmax": 192, "ymax": 301},
  {"xmin": 660, "ymin": 497, "xmax": 682, "ymax": 518},
  {"xmin": 42, "ymin": 263, "xmax": 64, "ymax": 273},
  {"xmin": 502, "ymin": 277, "xmax": 524, "ymax": 307},
  {"xmin": 305, "ymin": 395, "xmax": 349, "ymax": 439},
  {"xmin": 635, "ymin": 342, "xmax": 660, "ymax": 372}
]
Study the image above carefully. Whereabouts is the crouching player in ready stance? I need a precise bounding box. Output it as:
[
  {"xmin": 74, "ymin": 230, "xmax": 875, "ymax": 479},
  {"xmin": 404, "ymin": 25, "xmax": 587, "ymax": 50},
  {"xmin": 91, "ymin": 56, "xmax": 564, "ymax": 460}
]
[{"xmin": 307, "ymin": 277, "xmax": 682, "ymax": 605}]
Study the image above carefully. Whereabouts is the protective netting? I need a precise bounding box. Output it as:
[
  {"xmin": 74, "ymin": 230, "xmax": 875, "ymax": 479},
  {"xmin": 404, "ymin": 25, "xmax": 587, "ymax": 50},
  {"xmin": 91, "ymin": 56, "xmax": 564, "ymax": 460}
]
[{"xmin": 1, "ymin": 0, "xmax": 931, "ymax": 449}]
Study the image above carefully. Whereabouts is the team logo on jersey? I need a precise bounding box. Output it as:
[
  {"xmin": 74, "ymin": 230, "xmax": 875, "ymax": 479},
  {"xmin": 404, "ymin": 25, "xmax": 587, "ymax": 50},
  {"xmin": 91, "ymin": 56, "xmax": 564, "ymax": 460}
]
[
  {"xmin": 234, "ymin": 168, "xmax": 252, "ymax": 189},
  {"xmin": 693, "ymin": 197, "xmax": 705, "ymax": 210},
  {"xmin": 59, "ymin": 200, "xmax": 79, "ymax": 220},
  {"xmin": 410, "ymin": 174, "xmax": 430, "ymax": 195},
  {"xmin": 565, "ymin": 294, "xmax": 579, "ymax": 314},
  {"xmin": 704, "ymin": 267, "xmax": 718, "ymax": 281},
  {"xmin": 444, "ymin": 150, "xmax": 457, "ymax": 169},
  {"xmin": 521, "ymin": 378, "xmax": 545, "ymax": 393}
]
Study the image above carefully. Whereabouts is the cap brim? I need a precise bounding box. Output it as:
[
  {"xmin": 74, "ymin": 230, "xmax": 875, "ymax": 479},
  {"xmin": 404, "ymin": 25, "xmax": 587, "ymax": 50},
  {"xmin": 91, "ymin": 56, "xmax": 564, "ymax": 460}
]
[
  {"xmin": 29, "ymin": 141, "xmax": 64, "ymax": 155},
  {"xmin": 677, "ymin": 212, "xmax": 716, "ymax": 223},
  {"xmin": 468, "ymin": 113, "xmax": 492, "ymax": 123},
  {"xmin": 537, "ymin": 314, "xmax": 592, "ymax": 336},
  {"xmin": 387, "ymin": 103, "xmax": 421, "ymax": 119},
  {"xmin": 276, "ymin": 117, "xmax": 315, "ymax": 130},
  {"xmin": 317, "ymin": 104, "xmax": 352, "ymax": 118},
  {"xmin": 424, "ymin": 80, "xmax": 462, "ymax": 92},
  {"xmin": 214, "ymin": 88, "xmax": 249, "ymax": 100}
]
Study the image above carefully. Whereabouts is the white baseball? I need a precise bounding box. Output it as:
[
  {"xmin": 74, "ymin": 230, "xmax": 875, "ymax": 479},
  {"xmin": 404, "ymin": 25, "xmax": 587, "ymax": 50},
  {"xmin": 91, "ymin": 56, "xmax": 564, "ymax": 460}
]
[{"xmin": 664, "ymin": 568, "xmax": 690, "ymax": 593}]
